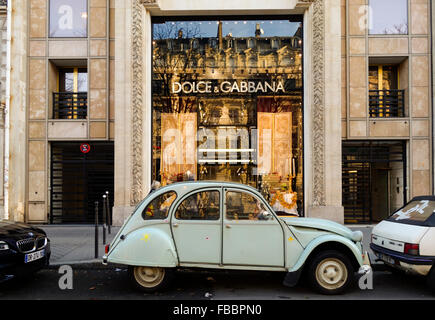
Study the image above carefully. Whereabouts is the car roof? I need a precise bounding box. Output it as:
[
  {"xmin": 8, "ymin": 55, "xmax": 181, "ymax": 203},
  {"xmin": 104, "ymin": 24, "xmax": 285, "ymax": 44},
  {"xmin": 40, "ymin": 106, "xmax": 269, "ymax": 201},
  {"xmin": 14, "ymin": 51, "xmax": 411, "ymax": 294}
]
[
  {"xmin": 410, "ymin": 195, "xmax": 435, "ymax": 202},
  {"xmin": 150, "ymin": 181, "xmax": 262, "ymax": 199}
]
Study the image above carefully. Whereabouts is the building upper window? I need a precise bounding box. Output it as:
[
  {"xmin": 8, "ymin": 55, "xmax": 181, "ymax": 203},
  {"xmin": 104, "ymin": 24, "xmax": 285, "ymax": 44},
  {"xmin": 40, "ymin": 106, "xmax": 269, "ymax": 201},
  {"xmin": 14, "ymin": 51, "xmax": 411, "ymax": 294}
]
[
  {"xmin": 369, "ymin": 0, "xmax": 408, "ymax": 35},
  {"xmin": 49, "ymin": 0, "xmax": 88, "ymax": 38}
]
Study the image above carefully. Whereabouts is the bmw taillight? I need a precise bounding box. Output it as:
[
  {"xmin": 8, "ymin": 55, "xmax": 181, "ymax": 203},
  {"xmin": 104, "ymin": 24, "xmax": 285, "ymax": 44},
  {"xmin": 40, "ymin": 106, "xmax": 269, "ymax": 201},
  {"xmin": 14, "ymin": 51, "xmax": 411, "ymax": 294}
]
[
  {"xmin": 105, "ymin": 244, "xmax": 110, "ymax": 254},
  {"xmin": 404, "ymin": 243, "xmax": 419, "ymax": 255}
]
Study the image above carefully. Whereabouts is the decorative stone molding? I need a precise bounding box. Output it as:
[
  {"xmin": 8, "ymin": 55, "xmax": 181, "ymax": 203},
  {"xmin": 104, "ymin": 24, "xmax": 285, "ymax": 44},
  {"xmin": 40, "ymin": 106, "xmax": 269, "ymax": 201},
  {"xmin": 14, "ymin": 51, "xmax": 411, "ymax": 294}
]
[
  {"xmin": 310, "ymin": 0, "xmax": 326, "ymax": 207},
  {"xmin": 131, "ymin": 0, "xmax": 145, "ymax": 205},
  {"xmin": 141, "ymin": 0, "xmax": 158, "ymax": 8}
]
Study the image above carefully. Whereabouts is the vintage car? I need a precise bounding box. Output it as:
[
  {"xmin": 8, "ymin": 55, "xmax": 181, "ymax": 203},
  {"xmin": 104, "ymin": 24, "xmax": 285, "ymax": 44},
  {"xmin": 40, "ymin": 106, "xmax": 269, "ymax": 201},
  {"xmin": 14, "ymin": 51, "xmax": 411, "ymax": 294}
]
[
  {"xmin": 371, "ymin": 196, "xmax": 435, "ymax": 292},
  {"xmin": 103, "ymin": 182, "xmax": 371, "ymax": 295},
  {"xmin": 0, "ymin": 220, "xmax": 51, "ymax": 283}
]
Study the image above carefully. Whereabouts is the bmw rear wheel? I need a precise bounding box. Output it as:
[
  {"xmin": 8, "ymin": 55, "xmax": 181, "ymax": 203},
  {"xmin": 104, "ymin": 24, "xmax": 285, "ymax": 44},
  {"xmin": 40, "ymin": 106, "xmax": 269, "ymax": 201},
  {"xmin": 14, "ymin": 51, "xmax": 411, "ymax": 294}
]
[
  {"xmin": 128, "ymin": 266, "xmax": 173, "ymax": 292},
  {"xmin": 307, "ymin": 250, "xmax": 354, "ymax": 295}
]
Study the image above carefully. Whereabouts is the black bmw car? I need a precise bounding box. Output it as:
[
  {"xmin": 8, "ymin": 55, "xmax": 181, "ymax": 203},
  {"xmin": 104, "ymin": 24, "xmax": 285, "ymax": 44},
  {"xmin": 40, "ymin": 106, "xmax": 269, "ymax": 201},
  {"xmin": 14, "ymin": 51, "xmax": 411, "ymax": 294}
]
[{"xmin": 0, "ymin": 220, "xmax": 51, "ymax": 283}]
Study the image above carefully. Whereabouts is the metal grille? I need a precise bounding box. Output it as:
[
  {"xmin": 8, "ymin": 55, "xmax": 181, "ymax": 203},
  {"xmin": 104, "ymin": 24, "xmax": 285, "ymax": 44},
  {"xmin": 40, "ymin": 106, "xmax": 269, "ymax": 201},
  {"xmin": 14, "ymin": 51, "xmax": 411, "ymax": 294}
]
[
  {"xmin": 369, "ymin": 90, "xmax": 405, "ymax": 118},
  {"xmin": 16, "ymin": 238, "xmax": 36, "ymax": 253},
  {"xmin": 342, "ymin": 141, "xmax": 406, "ymax": 224},
  {"xmin": 53, "ymin": 92, "xmax": 87, "ymax": 119},
  {"xmin": 36, "ymin": 237, "xmax": 47, "ymax": 250},
  {"xmin": 50, "ymin": 142, "xmax": 114, "ymax": 224}
]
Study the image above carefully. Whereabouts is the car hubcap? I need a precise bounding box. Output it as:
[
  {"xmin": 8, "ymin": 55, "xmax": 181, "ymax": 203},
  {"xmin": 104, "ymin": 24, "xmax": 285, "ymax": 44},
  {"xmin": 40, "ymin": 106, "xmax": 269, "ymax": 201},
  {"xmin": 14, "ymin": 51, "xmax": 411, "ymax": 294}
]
[
  {"xmin": 133, "ymin": 267, "xmax": 165, "ymax": 288},
  {"xmin": 315, "ymin": 258, "xmax": 348, "ymax": 290}
]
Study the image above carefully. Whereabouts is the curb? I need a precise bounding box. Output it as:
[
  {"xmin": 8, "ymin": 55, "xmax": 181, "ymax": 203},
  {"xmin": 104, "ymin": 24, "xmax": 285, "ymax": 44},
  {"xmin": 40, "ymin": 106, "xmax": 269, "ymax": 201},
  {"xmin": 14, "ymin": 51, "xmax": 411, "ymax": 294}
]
[{"xmin": 45, "ymin": 260, "xmax": 115, "ymax": 270}]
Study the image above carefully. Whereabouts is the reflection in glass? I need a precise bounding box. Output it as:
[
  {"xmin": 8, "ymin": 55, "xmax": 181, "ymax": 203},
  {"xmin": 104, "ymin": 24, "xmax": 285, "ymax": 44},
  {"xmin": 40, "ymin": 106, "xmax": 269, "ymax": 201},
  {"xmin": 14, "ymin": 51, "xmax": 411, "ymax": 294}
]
[
  {"xmin": 369, "ymin": 0, "xmax": 408, "ymax": 35},
  {"xmin": 152, "ymin": 18, "xmax": 304, "ymax": 216},
  {"xmin": 175, "ymin": 191, "xmax": 220, "ymax": 220},
  {"xmin": 142, "ymin": 191, "xmax": 177, "ymax": 220},
  {"xmin": 226, "ymin": 191, "xmax": 272, "ymax": 221}
]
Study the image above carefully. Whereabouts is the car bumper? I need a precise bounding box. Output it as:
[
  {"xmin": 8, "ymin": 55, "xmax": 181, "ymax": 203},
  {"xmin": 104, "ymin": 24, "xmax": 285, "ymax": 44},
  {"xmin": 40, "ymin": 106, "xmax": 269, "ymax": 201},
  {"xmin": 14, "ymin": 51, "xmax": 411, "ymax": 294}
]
[
  {"xmin": 358, "ymin": 250, "xmax": 372, "ymax": 275},
  {"xmin": 370, "ymin": 243, "xmax": 434, "ymax": 276},
  {"xmin": 0, "ymin": 244, "xmax": 51, "ymax": 281}
]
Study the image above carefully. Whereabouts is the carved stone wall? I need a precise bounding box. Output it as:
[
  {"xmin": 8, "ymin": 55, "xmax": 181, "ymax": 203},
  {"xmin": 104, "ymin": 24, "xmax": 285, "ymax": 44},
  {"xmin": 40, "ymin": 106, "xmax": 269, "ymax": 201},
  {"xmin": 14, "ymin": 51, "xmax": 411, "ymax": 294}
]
[
  {"xmin": 310, "ymin": 0, "xmax": 326, "ymax": 207},
  {"xmin": 131, "ymin": 0, "xmax": 144, "ymax": 205}
]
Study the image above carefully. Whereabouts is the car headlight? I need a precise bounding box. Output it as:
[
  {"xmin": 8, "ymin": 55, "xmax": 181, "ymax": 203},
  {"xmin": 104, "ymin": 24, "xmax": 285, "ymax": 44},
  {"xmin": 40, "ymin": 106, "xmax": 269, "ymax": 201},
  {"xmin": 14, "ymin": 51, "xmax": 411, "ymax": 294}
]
[{"xmin": 0, "ymin": 241, "xmax": 9, "ymax": 250}]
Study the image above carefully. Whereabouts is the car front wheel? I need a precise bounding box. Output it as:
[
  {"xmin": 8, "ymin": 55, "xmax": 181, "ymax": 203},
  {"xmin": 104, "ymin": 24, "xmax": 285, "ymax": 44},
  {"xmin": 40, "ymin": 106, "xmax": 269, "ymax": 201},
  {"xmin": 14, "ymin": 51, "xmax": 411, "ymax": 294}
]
[
  {"xmin": 128, "ymin": 266, "xmax": 173, "ymax": 292},
  {"xmin": 307, "ymin": 250, "xmax": 354, "ymax": 295}
]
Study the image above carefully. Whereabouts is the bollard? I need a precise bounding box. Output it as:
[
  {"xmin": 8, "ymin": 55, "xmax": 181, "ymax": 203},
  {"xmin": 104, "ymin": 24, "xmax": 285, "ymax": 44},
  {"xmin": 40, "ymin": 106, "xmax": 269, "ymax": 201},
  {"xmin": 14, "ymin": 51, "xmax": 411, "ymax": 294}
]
[
  {"xmin": 102, "ymin": 195, "xmax": 107, "ymax": 245},
  {"xmin": 106, "ymin": 191, "xmax": 111, "ymax": 234},
  {"xmin": 94, "ymin": 201, "xmax": 99, "ymax": 259}
]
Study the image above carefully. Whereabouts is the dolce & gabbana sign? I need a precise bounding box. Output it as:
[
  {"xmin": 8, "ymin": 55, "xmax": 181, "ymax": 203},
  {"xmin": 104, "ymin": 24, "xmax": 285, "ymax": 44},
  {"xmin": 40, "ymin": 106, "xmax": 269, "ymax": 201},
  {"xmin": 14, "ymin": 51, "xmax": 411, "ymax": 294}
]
[{"xmin": 171, "ymin": 80, "xmax": 286, "ymax": 95}]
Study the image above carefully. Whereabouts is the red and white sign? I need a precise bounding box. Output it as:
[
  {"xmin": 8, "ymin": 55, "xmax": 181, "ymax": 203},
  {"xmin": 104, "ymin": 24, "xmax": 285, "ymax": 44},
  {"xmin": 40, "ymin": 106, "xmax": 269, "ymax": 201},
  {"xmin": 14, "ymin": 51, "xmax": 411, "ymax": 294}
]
[{"xmin": 80, "ymin": 143, "xmax": 91, "ymax": 154}]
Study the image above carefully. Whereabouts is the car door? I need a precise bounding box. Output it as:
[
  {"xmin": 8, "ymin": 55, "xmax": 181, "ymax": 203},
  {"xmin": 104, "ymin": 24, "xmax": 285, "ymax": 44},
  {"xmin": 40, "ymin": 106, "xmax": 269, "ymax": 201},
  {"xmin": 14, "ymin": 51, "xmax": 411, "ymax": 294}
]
[
  {"xmin": 222, "ymin": 188, "xmax": 285, "ymax": 267},
  {"xmin": 171, "ymin": 188, "xmax": 222, "ymax": 265}
]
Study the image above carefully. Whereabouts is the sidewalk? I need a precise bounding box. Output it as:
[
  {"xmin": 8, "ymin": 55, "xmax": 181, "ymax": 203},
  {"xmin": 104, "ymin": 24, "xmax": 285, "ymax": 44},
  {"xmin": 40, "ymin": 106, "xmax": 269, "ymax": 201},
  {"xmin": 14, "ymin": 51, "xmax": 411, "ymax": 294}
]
[
  {"xmin": 36, "ymin": 225, "xmax": 121, "ymax": 266},
  {"xmin": 36, "ymin": 224, "xmax": 380, "ymax": 267}
]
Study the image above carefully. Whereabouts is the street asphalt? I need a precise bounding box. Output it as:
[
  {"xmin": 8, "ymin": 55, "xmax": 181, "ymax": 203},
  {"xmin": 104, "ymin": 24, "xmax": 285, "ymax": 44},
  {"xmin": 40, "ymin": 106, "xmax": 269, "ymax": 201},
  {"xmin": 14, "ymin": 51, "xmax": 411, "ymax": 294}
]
[{"xmin": 35, "ymin": 223, "xmax": 379, "ymax": 267}]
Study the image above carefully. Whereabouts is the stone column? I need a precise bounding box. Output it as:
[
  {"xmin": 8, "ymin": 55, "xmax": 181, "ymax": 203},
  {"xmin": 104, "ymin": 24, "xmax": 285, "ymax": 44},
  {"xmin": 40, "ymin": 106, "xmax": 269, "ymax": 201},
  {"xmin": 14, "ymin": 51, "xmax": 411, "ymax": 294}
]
[
  {"xmin": 113, "ymin": 0, "xmax": 153, "ymax": 226},
  {"xmin": 8, "ymin": 0, "xmax": 27, "ymax": 222},
  {"xmin": 300, "ymin": 0, "xmax": 344, "ymax": 223}
]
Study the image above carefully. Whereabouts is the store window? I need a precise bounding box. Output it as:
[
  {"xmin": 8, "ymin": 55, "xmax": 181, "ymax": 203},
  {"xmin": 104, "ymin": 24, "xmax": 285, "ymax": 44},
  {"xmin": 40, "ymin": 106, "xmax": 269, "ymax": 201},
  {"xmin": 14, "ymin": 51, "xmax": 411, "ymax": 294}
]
[
  {"xmin": 49, "ymin": 0, "xmax": 88, "ymax": 38},
  {"xmin": 142, "ymin": 191, "xmax": 177, "ymax": 220},
  {"xmin": 152, "ymin": 17, "xmax": 304, "ymax": 216},
  {"xmin": 175, "ymin": 191, "xmax": 220, "ymax": 220},
  {"xmin": 226, "ymin": 191, "xmax": 273, "ymax": 221},
  {"xmin": 369, "ymin": 0, "xmax": 408, "ymax": 35}
]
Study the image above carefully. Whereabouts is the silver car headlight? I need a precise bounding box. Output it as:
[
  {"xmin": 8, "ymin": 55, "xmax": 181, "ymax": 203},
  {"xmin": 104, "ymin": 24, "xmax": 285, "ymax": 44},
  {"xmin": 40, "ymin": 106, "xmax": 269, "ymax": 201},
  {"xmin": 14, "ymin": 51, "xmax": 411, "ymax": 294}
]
[
  {"xmin": 351, "ymin": 231, "xmax": 363, "ymax": 242},
  {"xmin": 0, "ymin": 241, "xmax": 9, "ymax": 250}
]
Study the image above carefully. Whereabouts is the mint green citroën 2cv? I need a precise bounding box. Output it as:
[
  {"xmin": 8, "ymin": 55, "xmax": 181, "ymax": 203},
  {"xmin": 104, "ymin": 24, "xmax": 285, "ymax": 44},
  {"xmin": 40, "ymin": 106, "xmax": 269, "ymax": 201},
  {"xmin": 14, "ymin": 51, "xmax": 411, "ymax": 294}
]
[{"xmin": 103, "ymin": 181, "xmax": 371, "ymax": 295}]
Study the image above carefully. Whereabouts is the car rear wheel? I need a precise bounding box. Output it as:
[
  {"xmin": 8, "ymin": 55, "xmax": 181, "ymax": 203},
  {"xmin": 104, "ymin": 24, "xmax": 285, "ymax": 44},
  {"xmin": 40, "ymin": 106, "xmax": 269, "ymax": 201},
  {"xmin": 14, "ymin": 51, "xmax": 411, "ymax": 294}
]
[
  {"xmin": 128, "ymin": 266, "xmax": 173, "ymax": 292},
  {"xmin": 307, "ymin": 250, "xmax": 354, "ymax": 295}
]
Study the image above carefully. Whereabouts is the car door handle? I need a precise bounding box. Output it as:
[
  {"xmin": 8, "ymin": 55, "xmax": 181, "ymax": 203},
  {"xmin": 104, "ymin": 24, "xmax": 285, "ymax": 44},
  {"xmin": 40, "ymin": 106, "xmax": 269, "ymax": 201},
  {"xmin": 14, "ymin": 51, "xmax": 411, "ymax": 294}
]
[
  {"xmin": 172, "ymin": 223, "xmax": 179, "ymax": 228},
  {"xmin": 225, "ymin": 224, "xmax": 231, "ymax": 229}
]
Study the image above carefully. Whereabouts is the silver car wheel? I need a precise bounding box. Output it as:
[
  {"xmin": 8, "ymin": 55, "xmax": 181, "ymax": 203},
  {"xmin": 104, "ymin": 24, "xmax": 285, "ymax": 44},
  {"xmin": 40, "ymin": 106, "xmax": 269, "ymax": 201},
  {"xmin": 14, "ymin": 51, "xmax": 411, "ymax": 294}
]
[
  {"xmin": 315, "ymin": 258, "xmax": 348, "ymax": 290},
  {"xmin": 133, "ymin": 266, "xmax": 165, "ymax": 289}
]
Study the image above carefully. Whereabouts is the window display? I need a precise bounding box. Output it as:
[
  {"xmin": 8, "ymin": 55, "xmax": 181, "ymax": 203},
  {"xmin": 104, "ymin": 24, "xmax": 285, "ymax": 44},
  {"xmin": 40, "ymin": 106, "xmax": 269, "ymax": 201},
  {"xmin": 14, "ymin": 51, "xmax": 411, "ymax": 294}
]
[{"xmin": 152, "ymin": 17, "xmax": 304, "ymax": 215}]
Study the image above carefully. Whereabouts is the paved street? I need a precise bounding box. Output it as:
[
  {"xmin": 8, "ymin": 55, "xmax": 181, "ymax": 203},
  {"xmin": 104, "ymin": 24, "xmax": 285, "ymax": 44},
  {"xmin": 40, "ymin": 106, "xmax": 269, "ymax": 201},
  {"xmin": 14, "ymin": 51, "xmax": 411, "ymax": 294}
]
[
  {"xmin": 37, "ymin": 225, "xmax": 121, "ymax": 265},
  {"xmin": 0, "ymin": 266, "xmax": 433, "ymax": 300}
]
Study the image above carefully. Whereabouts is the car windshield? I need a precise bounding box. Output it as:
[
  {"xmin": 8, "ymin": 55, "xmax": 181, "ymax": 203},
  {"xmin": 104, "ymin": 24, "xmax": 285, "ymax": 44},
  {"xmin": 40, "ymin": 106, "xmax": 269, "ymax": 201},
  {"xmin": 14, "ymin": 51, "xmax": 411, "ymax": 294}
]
[{"xmin": 387, "ymin": 199, "xmax": 435, "ymax": 226}]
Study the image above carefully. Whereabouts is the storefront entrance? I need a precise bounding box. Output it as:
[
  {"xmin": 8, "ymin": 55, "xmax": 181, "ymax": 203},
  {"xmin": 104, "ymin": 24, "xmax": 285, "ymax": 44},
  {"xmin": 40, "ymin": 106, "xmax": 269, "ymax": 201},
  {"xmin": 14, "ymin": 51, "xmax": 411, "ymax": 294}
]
[
  {"xmin": 50, "ymin": 142, "xmax": 114, "ymax": 224},
  {"xmin": 151, "ymin": 16, "xmax": 304, "ymax": 216},
  {"xmin": 342, "ymin": 141, "xmax": 406, "ymax": 224}
]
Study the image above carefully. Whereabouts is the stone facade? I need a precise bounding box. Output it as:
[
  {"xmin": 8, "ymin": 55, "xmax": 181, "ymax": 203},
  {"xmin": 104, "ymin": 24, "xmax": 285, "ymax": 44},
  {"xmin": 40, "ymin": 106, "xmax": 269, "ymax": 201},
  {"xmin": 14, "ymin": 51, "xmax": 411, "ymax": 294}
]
[
  {"xmin": 2, "ymin": 0, "xmax": 434, "ymax": 225},
  {"xmin": 0, "ymin": 0, "xmax": 6, "ymax": 219}
]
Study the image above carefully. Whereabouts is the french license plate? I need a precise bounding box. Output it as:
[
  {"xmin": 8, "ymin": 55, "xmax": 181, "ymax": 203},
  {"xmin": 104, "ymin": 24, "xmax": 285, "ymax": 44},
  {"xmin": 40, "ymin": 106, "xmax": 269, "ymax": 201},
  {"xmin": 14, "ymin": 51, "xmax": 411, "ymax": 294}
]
[
  {"xmin": 379, "ymin": 253, "xmax": 395, "ymax": 265},
  {"xmin": 25, "ymin": 249, "xmax": 45, "ymax": 263}
]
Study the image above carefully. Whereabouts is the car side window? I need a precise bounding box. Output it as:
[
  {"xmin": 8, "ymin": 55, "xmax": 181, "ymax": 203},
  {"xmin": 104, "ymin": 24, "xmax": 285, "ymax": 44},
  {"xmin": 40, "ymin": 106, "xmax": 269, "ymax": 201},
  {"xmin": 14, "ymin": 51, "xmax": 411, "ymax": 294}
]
[
  {"xmin": 175, "ymin": 191, "xmax": 220, "ymax": 220},
  {"xmin": 226, "ymin": 191, "xmax": 273, "ymax": 221},
  {"xmin": 142, "ymin": 191, "xmax": 177, "ymax": 220}
]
